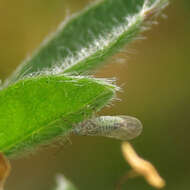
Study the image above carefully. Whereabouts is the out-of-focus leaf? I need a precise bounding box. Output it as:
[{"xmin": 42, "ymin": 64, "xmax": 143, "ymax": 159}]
[
  {"xmin": 53, "ymin": 174, "xmax": 77, "ymax": 190},
  {"xmin": 5, "ymin": 0, "xmax": 168, "ymax": 85}
]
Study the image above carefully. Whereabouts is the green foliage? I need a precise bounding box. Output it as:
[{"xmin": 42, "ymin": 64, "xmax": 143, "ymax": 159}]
[
  {"xmin": 0, "ymin": 75, "xmax": 115, "ymax": 157},
  {"xmin": 0, "ymin": 0, "xmax": 168, "ymax": 158},
  {"xmin": 5, "ymin": 0, "xmax": 168, "ymax": 85}
]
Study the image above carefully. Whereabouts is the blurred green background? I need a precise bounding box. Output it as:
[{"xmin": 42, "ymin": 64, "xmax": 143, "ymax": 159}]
[{"xmin": 0, "ymin": 0, "xmax": 189, "ymax": 189}]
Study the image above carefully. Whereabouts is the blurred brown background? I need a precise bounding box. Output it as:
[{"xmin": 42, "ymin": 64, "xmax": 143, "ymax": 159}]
[{"xmin": 0, "ymin": 0, "xmax": 189, "ymax": 189}]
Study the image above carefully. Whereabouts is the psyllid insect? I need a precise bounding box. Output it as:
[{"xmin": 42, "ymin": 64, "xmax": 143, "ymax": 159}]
[{"xmin": 72, "ymin": 115, "xmax": 143, "ymax": 141}]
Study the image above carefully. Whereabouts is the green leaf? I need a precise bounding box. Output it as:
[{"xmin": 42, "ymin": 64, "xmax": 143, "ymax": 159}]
[
  {"xmin": 0, "ymin": 0, "xmax": 168, "ymax": 158},
  {"xmin": 5, "ymin": 0, "xmax": 168, "ymax": 86},
  {"xmin": 0, "ymin": 75, "xmax": 115, "ymax": 157}
]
